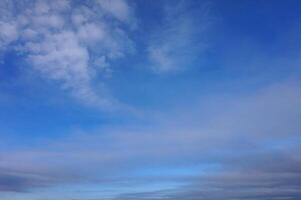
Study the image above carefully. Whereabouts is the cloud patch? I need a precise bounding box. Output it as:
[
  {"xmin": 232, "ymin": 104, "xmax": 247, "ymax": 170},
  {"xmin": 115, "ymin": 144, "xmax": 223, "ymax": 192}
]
[
  {"xmin": 148, "ymin": 1, "xmax": 212, "ymax": 73},
  {"xmin": 0, "ymin": 0, "xmax": 134, "ymax": 107}
]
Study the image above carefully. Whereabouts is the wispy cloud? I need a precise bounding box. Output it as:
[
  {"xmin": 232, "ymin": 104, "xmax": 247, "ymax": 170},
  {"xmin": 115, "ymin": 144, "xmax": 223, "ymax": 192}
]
[{"xmin": 147, "ymin": 1, "xmax": 212, "ymax": 73}]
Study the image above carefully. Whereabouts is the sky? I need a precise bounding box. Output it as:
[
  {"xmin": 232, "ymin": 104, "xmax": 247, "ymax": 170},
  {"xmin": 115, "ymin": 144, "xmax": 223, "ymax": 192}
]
[{"xmin": 0, "ymin": 0, "xmax": 301, "ymax": 199}]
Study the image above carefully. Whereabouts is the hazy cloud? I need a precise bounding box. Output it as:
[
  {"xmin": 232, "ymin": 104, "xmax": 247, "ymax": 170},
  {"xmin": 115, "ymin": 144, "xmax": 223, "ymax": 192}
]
[
  {"xmin": 148, "ymin": 1, "xmax": 212, "ymax": 73},
  {"xmin": 0, "ymin": 79, "xmax": 300, "ymax": 200}
]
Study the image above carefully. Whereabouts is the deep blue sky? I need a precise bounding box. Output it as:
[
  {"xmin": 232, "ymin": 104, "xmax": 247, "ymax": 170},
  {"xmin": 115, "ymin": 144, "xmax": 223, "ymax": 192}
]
[{"xmin": 0, "ymin": 0, "xmax": 301, "ymax": 199}]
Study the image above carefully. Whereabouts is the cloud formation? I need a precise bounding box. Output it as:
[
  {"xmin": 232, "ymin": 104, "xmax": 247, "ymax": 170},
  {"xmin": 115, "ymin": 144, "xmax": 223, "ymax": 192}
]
[
  {"xmin": 0, "ymin": 79, "xmax": 300, "ymax": 199},
  {"xmin": 0, "ymin": 0, "xmax": 134, "ymax": 107},
  {"xmin": 1, "ymin": 1, "xmax": 301, "ymax": 200}
]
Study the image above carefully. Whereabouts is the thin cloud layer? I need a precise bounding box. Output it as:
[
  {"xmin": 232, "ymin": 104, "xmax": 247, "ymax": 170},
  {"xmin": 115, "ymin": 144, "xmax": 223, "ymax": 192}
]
[
  {"xmin": 0, "ymin": 79, "xmax": 301, "ymax": 199},
  {"xmin": 148, "ymin": 1, "xmax": 211, "ymax": 73}
]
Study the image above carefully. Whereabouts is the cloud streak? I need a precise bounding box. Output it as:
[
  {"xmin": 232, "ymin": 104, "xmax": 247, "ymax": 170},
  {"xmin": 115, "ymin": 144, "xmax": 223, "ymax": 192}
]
[
  {"xmin": 0, "ymin": 79, "xmax": 300, "ymax": 199},
  {"xmin": 148, "ymin": 1, "xmax": 212, "ymax": 73}
]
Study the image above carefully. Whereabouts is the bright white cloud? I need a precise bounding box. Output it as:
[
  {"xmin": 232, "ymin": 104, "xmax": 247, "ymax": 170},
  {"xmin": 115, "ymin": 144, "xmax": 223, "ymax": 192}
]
[{"xmin": 0, "ymin": 0, "xmax": 134, "ymax": 107}]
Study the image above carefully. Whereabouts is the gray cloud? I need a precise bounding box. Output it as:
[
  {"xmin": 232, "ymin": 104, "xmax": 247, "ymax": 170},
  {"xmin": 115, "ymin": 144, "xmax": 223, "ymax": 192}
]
[
  {"xmin": 0, "ymin": 168, "xmax": 53, "ymax": 192},
  {"xmin": 114, "ymin": 146, "xmax": 301, "ymax": 200}
]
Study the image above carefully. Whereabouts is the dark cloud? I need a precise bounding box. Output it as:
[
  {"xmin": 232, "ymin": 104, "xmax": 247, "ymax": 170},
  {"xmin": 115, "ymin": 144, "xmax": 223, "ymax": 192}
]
[
  {"xmin": 0, "ymin": 169, "xmax": 51, "ymax": 192},
  {"xmin": 115, "ymin": 148, "xmax": 301, "ymax": 200}
]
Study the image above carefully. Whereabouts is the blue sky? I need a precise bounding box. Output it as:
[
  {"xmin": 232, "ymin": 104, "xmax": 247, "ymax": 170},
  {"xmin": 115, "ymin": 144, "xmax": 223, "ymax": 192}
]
[{"xmin": 1, "ymin": 0, "xmax": 301, "ymax": 199}]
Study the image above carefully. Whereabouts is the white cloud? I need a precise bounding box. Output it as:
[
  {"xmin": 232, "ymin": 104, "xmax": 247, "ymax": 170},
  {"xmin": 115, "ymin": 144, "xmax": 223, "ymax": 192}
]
[
  {"xmin": 0, "ymin": 0, "xmax": 134, "ymax": 107},
  {"xmin": 97, "ymin": 0, "xmax": 132, "ymax": 23},
  {"xmin": 27, "ymin": 31, "xmax": 89, "ymax": 83},
  {"xmin": 0, "ymin": 21, "xmax": 18, "ymax": 48}
]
